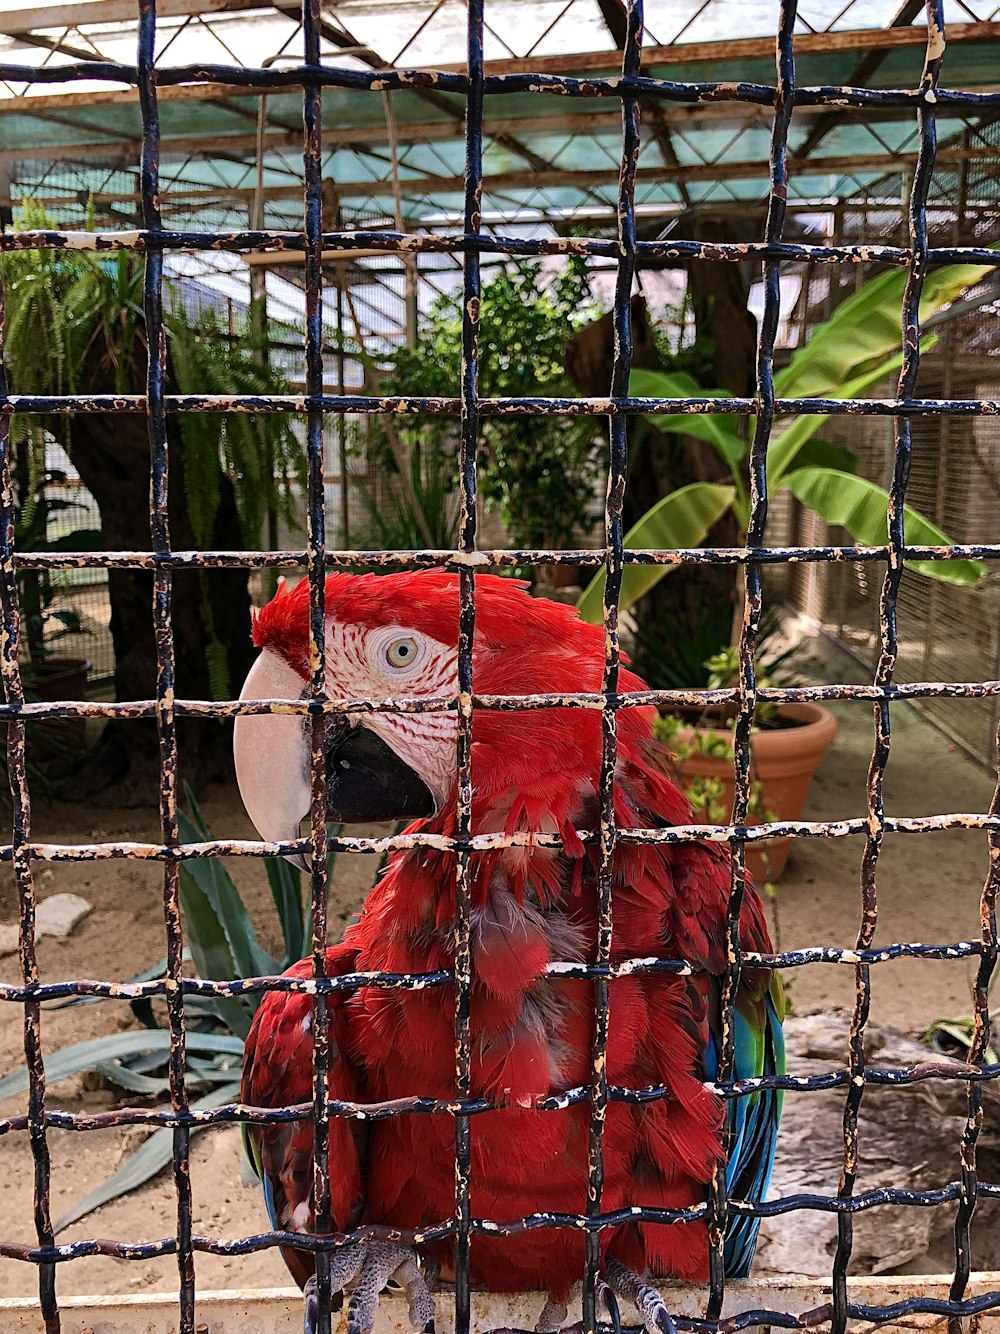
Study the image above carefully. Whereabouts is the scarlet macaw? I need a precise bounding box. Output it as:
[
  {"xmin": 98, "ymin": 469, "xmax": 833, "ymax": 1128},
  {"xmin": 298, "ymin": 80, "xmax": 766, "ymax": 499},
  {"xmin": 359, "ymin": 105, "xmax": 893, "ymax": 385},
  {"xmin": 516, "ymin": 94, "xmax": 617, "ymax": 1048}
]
[{"xmin": 234, "ymin": 571, "xmax": 783, "ymax": 1334}]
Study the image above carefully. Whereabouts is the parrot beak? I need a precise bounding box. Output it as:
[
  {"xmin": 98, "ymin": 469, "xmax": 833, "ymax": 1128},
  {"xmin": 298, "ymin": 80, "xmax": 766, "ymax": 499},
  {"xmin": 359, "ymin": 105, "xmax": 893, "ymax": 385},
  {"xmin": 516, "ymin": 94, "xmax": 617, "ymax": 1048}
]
[
  {"xmin": 234, "ymin": 649, "xmax": 435, "ymax": 869},
  {"xmin": 234, "ymin": 649, "xmax": 313, "ymax": 869}
]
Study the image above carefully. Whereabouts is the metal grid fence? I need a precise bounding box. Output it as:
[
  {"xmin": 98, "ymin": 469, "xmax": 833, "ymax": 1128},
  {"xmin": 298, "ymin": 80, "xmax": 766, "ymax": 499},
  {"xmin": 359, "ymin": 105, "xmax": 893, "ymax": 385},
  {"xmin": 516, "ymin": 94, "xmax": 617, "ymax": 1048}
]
[{"xmin": 1, "ymin": 2, "xmax": 1000, "ymax": 1334}]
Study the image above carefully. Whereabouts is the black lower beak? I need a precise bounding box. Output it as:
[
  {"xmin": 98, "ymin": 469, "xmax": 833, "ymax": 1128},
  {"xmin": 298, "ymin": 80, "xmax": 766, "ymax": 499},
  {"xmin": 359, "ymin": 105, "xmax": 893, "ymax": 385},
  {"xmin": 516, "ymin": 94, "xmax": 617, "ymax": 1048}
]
[{"xmin": 325, "ymin": 722, "xmax": 435, "ymax": 824}]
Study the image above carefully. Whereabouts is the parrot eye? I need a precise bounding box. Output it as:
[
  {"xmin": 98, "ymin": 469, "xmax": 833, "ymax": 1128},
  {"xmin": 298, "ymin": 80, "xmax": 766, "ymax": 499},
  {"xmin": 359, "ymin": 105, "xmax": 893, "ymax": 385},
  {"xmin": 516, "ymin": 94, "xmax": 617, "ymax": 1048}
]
[{"xmin": 384, "ymin": 636, "xmax": 419, "ymax": 669}]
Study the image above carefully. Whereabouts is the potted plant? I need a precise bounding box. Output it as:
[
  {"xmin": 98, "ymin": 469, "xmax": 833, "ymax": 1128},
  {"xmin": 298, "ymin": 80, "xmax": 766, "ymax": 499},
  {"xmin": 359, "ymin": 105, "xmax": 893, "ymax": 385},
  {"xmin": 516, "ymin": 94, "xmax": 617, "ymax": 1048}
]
[{"xmin": 654, "ymin": 647, "xmax": 836, "ymax": 881}]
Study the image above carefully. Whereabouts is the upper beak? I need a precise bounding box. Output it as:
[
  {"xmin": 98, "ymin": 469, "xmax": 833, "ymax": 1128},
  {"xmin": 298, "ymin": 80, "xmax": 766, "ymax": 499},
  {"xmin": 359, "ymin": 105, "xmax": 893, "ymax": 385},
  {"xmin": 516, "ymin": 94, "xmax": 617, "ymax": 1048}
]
[
  {"xmin": 234, "ymin": 649, "xmax": 436, "ymax": 869},
  {"xmin": 234, "ymin": 649, "xmax": 312, "ymax": 865}
]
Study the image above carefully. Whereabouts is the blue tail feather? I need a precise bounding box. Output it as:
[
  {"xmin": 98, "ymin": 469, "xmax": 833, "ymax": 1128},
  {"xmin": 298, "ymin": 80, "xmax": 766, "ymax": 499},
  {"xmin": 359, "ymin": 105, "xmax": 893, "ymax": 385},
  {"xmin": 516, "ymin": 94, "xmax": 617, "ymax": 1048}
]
[{"xmin": 708, "ymin": 986, "xmax": 784, "ymax": 1278}]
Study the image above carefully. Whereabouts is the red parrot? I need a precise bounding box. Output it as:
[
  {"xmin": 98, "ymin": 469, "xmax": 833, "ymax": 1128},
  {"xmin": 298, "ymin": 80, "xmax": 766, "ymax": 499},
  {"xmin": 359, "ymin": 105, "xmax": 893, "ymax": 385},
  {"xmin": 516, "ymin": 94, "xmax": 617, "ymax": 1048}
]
[{"xmin": 234, "ymin": 571, "xmax": 783, "ymax": 1334}]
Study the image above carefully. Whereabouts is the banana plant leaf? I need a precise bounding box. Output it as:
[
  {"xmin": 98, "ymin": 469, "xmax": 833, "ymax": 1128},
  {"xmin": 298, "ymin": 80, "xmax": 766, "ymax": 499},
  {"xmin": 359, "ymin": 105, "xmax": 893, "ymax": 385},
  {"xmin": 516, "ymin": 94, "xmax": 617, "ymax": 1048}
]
[
  {"xmin": 577, "ymin": 482, "xmax": 736, "ymax": 624},
  {"xmin": 781, "ymin": 438, "xmax": 857, "ymax": 476},
  {"xmin": 774, "ymin": 259, "xmax": 995, "ymax": 399},
  {"xmin": 53, "ymin": 1081, "xmax": 242, "ymax": 1234},
  {"xmin": 581, "ymin": 260, "xmax": 994, "ymax": 619},
  {"xmin": 785, "ymin": 466, "xmax": 987, "ymax": 586},
  {"xmin": 628, "ymin": 368, "xmax": 745, "ymax": 472},
  {"xmin": 765, "ymin": 348, "xmax": 909, "ymax": 494}
]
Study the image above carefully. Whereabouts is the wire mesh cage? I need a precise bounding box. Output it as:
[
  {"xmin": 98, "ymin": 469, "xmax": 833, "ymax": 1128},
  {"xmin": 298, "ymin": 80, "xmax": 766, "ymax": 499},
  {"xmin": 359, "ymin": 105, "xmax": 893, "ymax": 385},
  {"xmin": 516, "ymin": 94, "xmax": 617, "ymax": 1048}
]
[{"xmin": 1, "ymin": 2, "xmax": 1000, "ymax": 1333}]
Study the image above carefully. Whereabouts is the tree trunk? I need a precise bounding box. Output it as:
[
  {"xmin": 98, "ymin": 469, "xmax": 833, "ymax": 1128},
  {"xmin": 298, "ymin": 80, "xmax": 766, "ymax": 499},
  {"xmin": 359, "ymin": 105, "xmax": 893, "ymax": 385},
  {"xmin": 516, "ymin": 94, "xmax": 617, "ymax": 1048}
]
[{"xmin": 53, "ymin": 403, "xmax": 256, "ymax": 805}]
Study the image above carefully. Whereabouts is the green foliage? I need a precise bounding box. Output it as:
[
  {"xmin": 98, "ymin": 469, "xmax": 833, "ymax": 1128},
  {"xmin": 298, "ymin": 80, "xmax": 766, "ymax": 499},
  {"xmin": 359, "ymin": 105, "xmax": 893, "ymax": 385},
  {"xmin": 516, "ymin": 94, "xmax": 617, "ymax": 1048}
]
[
  {"xmin": 629, "ymin": 597, "xmax": 735, "ymax": 694},
  {"xmin": 367, "ymin": 259, "xmax": 601, "ymax": 551},
  {"xmin": 1, "ymin": 199, "xmax": 304, "ymax": 562},
  {"xmin": 355, "ymin": 424, "xmax": 460, "ymax": 550},
  {"xmin": 701, "ymin": 643, "xmax": 787, "ymax": 730},
  {"xmin": 650, "ymin": 292, "xmax": 717, "ymax": 385},
  {"xmin": 2, "ymin": 791, "xmax": 344, "ymax": 1230},
  {"xmin": 13, "ymin": 464, "xmax": 100, "ymax": 665},
  {"xmin": 2, "ymin": 202, "xmax": 304, "ymax": 699},
  {"xmin": 578, "ymin": 258, "xmax": 995, "ymax": 623},
  {"xmin": 165, "ymin": 308, "xmax": 303, "ymax": 548}
]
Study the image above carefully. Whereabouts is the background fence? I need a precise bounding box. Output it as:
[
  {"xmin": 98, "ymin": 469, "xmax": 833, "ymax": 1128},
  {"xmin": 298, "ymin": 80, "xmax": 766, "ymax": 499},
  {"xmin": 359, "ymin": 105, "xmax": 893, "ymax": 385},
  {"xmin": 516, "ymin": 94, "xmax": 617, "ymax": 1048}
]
[{"xmin": 1, "ymin": 2, "xmax": 1000, "ymax": 1334}]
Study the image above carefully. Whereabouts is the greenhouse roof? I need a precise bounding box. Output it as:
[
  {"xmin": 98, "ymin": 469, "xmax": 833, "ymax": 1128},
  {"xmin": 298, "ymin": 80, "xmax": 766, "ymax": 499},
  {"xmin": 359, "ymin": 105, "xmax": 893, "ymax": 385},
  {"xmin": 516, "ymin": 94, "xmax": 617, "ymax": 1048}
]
[{"xmin": 0, "ymin": 0, "xmax": 998, "ymax": 231}]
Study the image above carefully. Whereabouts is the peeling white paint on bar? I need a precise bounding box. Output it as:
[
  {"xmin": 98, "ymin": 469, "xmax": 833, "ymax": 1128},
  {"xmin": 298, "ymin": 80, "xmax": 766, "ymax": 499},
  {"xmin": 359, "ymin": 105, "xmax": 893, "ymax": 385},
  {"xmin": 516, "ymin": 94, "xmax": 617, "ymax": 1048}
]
[{"xmin": 4, "ymin": 1277, "xmax": 1000, "ymax": 1334}]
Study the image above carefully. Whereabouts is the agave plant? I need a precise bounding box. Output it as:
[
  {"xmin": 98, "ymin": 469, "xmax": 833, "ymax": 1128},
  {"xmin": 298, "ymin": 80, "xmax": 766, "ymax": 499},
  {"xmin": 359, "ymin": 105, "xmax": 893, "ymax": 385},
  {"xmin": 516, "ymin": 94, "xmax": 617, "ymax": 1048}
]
[
  {"xmin": 0, "ymin": 791, "xmax": 336, "ymax": 1231},
  {"xmin": 578, "ymin": 258, "xmax": 995, "ymax": 623}
]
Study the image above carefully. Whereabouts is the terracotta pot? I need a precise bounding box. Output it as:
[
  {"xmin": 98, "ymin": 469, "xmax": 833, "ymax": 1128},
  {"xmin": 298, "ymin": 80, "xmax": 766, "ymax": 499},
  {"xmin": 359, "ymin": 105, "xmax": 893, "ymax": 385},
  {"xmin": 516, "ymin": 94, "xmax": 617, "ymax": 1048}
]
[
  {"xmin": 27, "ymin": 656, "xmax": 91, "ymax": 756},
  {"xmin": 666, "ymin": 701, "xmax": 838, "ymax": 882}
]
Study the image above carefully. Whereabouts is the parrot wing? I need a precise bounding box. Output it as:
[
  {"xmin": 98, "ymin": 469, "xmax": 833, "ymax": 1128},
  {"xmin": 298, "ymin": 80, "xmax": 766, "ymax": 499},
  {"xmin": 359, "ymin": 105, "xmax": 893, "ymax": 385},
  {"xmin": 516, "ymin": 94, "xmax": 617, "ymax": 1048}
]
[
  {"xmin": 241, "ymin": 944, "xmax": 368, "ymax": 1290},
  {"xmin": 719, "ymin": 969, "xmax": 785, "ymax": 1276},
  {"xmin": 621, "ymin": 759, "xmax": 785, "ymax": 1280}
]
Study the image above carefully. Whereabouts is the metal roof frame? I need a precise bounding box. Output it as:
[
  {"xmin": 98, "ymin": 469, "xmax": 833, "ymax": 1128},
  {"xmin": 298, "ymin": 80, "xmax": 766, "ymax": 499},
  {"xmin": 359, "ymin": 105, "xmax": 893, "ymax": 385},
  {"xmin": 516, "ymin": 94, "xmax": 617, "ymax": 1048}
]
[{"xmin": 1, "ymin": 1, "xmax": 998, "ymax": 228}]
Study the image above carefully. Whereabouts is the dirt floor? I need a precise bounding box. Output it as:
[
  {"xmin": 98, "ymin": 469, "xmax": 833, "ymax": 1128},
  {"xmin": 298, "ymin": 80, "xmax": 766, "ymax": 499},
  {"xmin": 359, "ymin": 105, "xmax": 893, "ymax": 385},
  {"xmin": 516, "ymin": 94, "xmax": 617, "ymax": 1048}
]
[{"xmin": 1, "ymin": 670, "xmax": 997, "ymax": 1301}]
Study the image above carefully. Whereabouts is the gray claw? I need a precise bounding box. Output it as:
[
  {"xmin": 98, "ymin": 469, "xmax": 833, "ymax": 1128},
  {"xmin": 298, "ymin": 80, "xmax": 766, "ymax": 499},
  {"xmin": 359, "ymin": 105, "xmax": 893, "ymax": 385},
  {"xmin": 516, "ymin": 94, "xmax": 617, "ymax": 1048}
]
[
  {"xmin": 536, "ymin": 1296, "xmax": 569, "ymax": 1334},
  {"xmin": 599, "ymin": 1278, "xmax": 622, "ymax": 1334},
  {"xmin": 393, "ymin": 1251, "xmax": 438, "ymax": 1331},
  {"xmin": 303, "ymin": 1274, "xmax": 318, "ymax": 1334},
  {"xmin": 311, "ymin": 1241, "xmax": 434, "ymax": 1334},
  {"xmin": 604, "ymin": 1258, "xmax": 678, "ymax": 1334}
]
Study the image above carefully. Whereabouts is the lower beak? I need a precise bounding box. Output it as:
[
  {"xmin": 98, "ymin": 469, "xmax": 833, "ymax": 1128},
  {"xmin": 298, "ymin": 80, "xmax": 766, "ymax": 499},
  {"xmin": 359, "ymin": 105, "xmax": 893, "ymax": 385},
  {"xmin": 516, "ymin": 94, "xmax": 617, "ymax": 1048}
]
[{"xmin": 324, "ymin": 719, "xmax": 435, "ymax": 824}]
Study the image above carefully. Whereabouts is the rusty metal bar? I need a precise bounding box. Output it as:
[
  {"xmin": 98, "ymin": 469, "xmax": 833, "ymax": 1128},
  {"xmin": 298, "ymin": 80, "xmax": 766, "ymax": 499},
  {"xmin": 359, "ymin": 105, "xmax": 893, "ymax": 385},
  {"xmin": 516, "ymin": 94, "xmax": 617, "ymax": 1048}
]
[
  {"xmin": 708, "ymin": 0, "xmax": 797, "ymax": 1317},
  {"xmin": 17, "ymin": 676, "xmax": 1000, "ymax": 724},
  {"xmin": 0, "ymin": 190, "xmax": 59, "ymax": 1334},
  {"xmin": 832, "ymin": 9, "xmax": 942, "ymax": 1334},
  {"xmin": 7, "ymin": 543, "xmax": 1000, "ymax": 572},
  {"xmin": 136, "ymin": 2, "xmax": 195, "ymax": 1330},
  {"xmin": 582, "ymin": 2, "xmax": 642, "ymax": 1329},
  {"xmin": 4, "ymin": 808, "xmax": 1000, "ymax": 869},
  {"xmin": 4, "ymin": 392, "xmax": 1000, "ymax": 415},
  {"xmin": 3, "ymin": 231, "xmax": 1000, "ymax": 266},
  {"xmin": 299, "ymin": 1, "xmax": 336, "ymax": 1330},
  {"xmin": 2, "ymin": 53, "xmax": 1000, "ymax": 109},
  {"xmin": 451, "ymin": 1, "xmax": 483, "ymax": 1329},
  {"xmin": 4, "ymin": 1274, "xmax": 1000, "ymax": 1334}
]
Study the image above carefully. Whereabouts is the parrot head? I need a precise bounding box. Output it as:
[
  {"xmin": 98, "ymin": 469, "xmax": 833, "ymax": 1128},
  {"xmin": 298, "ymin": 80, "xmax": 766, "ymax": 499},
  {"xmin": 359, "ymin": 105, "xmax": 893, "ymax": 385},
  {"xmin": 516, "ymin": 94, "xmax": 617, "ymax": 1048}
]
[{"xmin": 234, "ymin": 570, "xmax": 655, "ymax": 861}]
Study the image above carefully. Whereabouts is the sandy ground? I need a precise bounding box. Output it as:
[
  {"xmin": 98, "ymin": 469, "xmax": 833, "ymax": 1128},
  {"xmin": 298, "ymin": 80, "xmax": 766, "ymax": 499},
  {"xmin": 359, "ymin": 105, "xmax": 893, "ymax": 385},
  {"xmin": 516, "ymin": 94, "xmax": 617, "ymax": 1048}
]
[{"xmin": 0, "ymin": 686, "xmax": 997, "ymax": 1301}]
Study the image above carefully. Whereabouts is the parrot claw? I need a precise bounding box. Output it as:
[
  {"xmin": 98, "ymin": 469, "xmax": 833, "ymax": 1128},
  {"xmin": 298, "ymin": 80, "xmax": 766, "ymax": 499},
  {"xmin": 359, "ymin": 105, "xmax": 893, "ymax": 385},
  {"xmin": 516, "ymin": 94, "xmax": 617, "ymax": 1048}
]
[
  {"xmin": 303, "ymin": 1273, "xmax": 318, "ymax": 1334},
  {"xmin": 535, "ymin": 1295, "xmax": 568, "ymax": 1333},
  {"xmin": 307, "ymin": 1242, "xmax": 435, "ymax": 1334},
  {"xmin": 604, "ymin": 1259, "xmax": 678, "ymax": 1334},
  {"xmin": 599, "ymin": 1278, "xmax": 622, "ymax": 1334},
  {"xmin": 529, "ymin": 1280, "xmax": 615, "ymax": 1334}
]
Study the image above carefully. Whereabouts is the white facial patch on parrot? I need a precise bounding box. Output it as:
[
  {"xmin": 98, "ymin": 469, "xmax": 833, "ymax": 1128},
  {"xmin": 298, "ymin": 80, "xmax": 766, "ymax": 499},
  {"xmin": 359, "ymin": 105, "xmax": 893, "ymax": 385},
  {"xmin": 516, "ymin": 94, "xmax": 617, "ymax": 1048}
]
[{"xmin": 323, "ymin": 620, "xmax": 459, "ymax": 809}]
